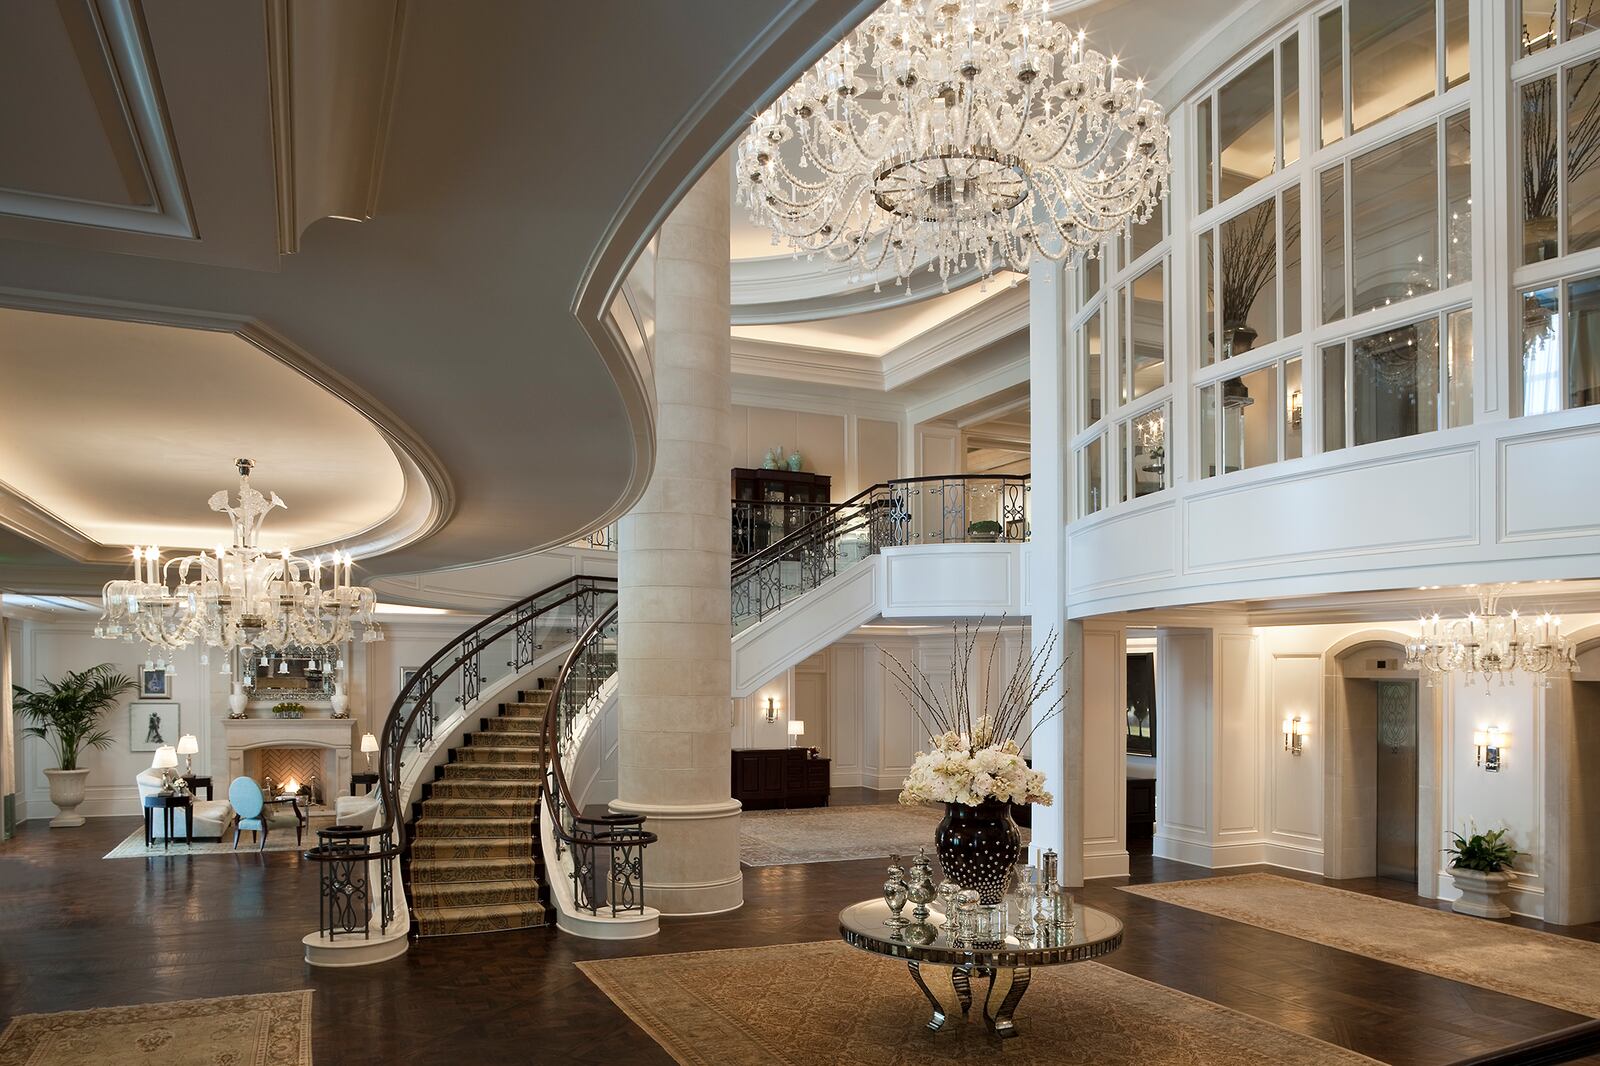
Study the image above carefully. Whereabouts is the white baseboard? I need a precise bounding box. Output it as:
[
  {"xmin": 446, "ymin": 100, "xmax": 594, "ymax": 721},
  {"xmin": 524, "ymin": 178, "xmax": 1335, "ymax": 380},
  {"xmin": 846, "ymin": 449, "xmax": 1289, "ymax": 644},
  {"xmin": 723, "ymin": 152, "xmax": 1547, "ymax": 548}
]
[
  {"xmin": 830, "ymin": 770, "xmax": 865, "ymax": 788},
  {"xmin": 1084, "ymin": 850, "xmax": 1130, "ymax": 880},
  {"xmin": 24, "ymin": 785, "xmax": 141, "ymax": 821},
  {"xmin": 1263, "ymin": 840, "xmax": 1325, "ymax": 874}
]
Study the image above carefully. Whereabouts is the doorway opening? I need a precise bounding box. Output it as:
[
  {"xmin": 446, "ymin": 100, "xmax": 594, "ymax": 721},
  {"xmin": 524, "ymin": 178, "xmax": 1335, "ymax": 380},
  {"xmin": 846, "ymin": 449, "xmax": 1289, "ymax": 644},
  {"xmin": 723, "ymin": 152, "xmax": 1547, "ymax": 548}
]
[
  {"xmin": 1126, "ymin": 633, "xmax": 1158, "ymax": 858},
  {"xmin": 1374, "ymin": 679, "xmax": 1419, "ymax": 883}
]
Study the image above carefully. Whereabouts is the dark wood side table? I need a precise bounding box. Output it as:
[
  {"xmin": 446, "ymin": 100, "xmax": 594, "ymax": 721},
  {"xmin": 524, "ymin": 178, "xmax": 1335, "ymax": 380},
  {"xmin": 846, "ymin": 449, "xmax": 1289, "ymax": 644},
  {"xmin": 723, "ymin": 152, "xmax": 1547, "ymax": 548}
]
[
  {"xmin": 350, "ymin": 772, "xmax": 379, "ymax": 795},
  {"xmin": 181, "ymin": 775, "xmax": 213, "ymax": 801},
  {"xmin": 143, "ymin": 793, "xmax": 192, "ymax": 849}
]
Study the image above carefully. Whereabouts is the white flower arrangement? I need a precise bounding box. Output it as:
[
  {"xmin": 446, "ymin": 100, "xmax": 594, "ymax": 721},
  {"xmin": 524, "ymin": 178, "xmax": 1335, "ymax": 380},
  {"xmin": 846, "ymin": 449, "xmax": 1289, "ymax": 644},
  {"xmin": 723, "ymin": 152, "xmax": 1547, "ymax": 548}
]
[
  {"xmin": 885, "ymin": 620, "xmax": 1065, "ymax": 809},
  {"xmin": 899, "ymin": 726, "xmax": 1053, "ymax": 808}
]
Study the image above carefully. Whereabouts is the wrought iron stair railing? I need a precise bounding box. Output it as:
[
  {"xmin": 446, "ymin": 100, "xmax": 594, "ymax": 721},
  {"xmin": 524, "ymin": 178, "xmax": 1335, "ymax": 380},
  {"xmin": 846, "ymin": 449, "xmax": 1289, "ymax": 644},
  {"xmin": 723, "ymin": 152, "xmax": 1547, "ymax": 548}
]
[
  {"xmin": 731, "ymin": 473, "xmax": 1030, "ymax": 631},
  {"xmin": 304, "ymin": 574, "xmax": 617, "ymax": 941},
  {"xmin": 540, "ymin": 595, "xmax": 659, "ymax": 917}
]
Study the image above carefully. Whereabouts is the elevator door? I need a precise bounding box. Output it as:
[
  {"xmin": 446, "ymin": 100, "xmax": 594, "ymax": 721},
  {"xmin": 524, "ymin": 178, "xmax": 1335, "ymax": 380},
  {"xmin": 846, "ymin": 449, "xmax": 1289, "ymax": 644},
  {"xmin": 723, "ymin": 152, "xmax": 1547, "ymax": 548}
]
[{"xmin": 1375, "ymin": 680, "xmax": 1418, "ymax": 880}]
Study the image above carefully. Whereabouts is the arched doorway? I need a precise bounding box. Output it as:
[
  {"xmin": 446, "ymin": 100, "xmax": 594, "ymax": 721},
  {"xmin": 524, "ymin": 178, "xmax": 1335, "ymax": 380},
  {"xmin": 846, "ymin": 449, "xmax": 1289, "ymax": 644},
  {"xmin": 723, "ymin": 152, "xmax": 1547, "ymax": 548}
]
[{"xmin": 1322, "ymin": 634, "xmax": 1436, "ymax": 894}]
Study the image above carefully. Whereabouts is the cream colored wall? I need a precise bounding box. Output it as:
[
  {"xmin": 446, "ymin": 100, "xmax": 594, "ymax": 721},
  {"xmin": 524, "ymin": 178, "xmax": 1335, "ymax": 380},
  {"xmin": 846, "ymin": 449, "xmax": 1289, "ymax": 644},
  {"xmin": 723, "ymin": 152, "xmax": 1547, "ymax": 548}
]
[{"xmin": 729, "ymin": 404, "xmax": 904, "ymax": 499}]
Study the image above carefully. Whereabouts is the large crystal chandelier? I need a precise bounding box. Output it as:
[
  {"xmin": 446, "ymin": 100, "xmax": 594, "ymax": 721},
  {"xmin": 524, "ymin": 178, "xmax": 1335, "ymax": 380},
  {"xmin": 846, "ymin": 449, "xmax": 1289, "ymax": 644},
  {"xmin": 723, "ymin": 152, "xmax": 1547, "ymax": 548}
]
[
  {"xmin": 95, "ymin": 460, "xmax": 384, "ymax": 654},
  {"xmin": 1406, "ymin": 584, "xmax": 1577, "ymax": 689},
  {"xmin": 735, "ymin": 0, "xmax": 1170, "ymax": 289}
]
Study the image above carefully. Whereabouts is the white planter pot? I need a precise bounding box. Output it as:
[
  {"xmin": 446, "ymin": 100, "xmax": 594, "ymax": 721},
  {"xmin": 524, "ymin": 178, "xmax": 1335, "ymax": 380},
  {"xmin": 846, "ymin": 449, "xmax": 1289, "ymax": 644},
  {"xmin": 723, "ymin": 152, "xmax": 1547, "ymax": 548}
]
[
  {"xmin": 43, "ymin": 767, "xmax": 92, "ymax": 828},
  {"xmin": 1450, "ymin": 867, "xmax": 1515, "ymax": 918}
]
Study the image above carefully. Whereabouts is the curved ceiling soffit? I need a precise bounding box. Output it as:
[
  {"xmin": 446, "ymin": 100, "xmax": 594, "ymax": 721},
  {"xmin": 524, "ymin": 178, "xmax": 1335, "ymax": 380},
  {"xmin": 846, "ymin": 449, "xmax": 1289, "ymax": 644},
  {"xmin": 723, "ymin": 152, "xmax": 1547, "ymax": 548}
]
[
  {"xmin": 730, "ymin": 254, "xmax": 988, "ymax": 325},
  {"xmin": 1145, "ymin": 0, "xmax": 1304, "ymax": 108},
  {"xmin": 0, "ymin": 288, "xmax": 454, "ymax": 569},
  {"xmin": 569, "ymin": 0, "xmax": 883, "ymax": 538}
]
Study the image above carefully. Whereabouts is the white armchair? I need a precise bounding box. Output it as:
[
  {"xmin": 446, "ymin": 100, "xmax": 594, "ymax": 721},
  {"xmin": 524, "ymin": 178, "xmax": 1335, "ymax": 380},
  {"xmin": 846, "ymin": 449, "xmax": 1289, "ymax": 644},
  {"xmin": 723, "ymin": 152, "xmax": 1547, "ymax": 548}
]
[{"xmin": 135, "ymin": 762, "xmax": 234, "ymax": 841}]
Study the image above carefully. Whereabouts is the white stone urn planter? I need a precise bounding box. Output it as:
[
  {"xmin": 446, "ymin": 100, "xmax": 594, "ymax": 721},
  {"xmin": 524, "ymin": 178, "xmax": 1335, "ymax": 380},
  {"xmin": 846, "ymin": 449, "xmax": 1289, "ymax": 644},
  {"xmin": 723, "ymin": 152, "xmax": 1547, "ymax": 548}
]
[
  {"xmin": 42, "ymin": 768, "xmax": 92, "ymax": 828},
  {"xmin": 228, "ymin": 682, "xmax": 249, "ymax": 719},
  {"xmin": 1450, "ymin": 867, "xmax": 1515, "ymax": 918},
  {"xmin": 330, "ymin": 682, "xmax": 350, "ymax": 719}
]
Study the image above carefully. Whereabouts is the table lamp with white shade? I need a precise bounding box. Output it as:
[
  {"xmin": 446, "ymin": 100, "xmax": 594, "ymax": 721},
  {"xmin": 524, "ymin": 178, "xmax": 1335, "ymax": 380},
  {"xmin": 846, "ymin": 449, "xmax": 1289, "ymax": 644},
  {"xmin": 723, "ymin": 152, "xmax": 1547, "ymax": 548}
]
[
  {"xmin": 176, "ymin": 734, "xmax": 199, "ymax": 776},
  {"xmin": 360, "ymin": 732, "xmax": 379, "ymax": 771},
  {"xmin": 788, "ymin": 719, "xmax": 805, "ymax": 748},
  {"xmin": 152, "ymin": 745, "xmax": 179, "ymax": 794}
]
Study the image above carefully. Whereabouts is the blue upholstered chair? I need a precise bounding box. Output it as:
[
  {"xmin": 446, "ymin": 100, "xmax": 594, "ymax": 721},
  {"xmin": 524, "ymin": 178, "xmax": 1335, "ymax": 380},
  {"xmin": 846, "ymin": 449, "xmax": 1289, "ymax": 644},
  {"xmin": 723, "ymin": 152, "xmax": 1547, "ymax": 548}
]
[{"xmin": 228, "ymin": 777, "xmax": 301, "ymax": 850}]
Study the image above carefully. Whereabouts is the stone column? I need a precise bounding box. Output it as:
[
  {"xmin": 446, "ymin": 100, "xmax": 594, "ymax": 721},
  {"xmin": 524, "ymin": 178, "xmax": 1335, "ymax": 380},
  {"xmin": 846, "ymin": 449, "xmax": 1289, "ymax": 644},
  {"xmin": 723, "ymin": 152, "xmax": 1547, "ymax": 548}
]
[{"xmin": 611, "ymin": 157, "xmax": 743, "ymax": 915}]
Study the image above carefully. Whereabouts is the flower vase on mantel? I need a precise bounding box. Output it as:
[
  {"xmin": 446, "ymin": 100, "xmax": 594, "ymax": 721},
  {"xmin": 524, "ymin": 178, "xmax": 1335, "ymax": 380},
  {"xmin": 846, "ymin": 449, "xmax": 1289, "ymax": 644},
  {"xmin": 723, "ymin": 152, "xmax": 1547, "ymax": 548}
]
[
  {"xmin": 330, "ymin": 683, "xmax": 350, "ymax": 719},
  {"xmin": 228, "ymin": 683, "xmax": 249, "ymax": 719}
]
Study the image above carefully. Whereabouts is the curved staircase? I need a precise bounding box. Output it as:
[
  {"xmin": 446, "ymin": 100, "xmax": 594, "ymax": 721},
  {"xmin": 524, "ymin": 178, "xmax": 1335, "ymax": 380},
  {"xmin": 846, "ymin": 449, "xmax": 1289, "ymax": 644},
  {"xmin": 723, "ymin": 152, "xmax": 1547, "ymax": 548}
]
[{"xmin": 407, "ymin": 684, "xmax": 553, "ymax": 936}]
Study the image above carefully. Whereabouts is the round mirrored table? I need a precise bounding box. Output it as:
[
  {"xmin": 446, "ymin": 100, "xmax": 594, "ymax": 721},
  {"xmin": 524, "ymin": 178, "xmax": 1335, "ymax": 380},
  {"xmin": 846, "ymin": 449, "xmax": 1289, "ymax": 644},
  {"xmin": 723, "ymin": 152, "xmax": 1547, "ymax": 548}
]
[{"xmin": 839, "ymin": 897, "xmax": 1123, "ymax": 1039}]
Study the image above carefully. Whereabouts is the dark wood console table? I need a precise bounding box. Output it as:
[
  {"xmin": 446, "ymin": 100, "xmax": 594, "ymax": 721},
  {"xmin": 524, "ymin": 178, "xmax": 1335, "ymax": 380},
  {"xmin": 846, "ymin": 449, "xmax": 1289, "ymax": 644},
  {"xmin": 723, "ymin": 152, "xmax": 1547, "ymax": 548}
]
[{"xmin": 731, "ymin": 747, "xmax": 830, "ymax": 809}]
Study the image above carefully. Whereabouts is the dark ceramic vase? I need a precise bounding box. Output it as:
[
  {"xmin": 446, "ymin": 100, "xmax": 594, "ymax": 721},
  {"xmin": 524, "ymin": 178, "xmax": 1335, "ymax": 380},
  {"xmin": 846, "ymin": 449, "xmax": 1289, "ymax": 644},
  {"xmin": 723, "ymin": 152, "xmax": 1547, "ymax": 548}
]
[{"xmin": 934, "ymin": 798, "xmax": 1022, "ymax": 905}]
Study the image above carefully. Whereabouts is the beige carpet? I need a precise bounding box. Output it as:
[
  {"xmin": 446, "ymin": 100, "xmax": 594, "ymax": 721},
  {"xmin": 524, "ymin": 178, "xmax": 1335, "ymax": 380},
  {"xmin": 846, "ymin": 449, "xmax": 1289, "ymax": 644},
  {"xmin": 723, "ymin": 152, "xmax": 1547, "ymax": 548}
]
[
  {"xmin": 579, "ymin": 940, "xmax": 1376, "ymax": 1064},
  {"xmin": 104, "ymin": 817, "xmax": 335, "ymax": 859},
  {"xmin": 1122, "ymin": 873, "xmax": 1600, "ymax": 1017},
  {"xmin": 0, "ymin": 990, "xmax": 311, "ymax": 1066},
  {"xmin": 740, "ymin": 805, "xmax": 1030, "ymax": 867}
]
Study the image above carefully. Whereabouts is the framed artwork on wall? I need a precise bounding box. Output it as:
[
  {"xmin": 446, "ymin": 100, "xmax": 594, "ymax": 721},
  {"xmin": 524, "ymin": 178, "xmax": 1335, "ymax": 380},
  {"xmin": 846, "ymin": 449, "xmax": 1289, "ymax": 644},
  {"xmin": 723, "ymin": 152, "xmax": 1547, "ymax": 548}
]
[
  {"xmin": 131, "ymin": 701, "xmax": 181, "ymax": 753},
  {"xmin": 140, "ymin": 668, "xmax": 170, "ymax": 699},
  {"xmin": 1126, "ymin": 652, "xmax": 1157, "ymax": 758}
]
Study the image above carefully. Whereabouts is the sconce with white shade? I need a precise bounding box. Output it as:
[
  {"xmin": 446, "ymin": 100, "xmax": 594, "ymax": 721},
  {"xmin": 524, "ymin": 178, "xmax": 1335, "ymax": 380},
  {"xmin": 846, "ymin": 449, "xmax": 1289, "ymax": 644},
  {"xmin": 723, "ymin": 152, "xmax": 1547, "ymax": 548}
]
[
  {"xmin": 1474, "ymin": 726, "xmax": 1505, "ymax": 772},
  {"xmin": 152, "ymin": 745, "xmax": 179, "ymax": 794},
  {"xmin": 176, "ymin": 734, "xmax": 199, "ymax": 776},
  {"xmin": 360, "ymin": 732, "xmax": 380, "ymax": 771},
  {"xmin": 788, "ymin": 719, "xmax": 805, "ymax": 748},
  {"xmin": 764, "ymin": 696, "xmax": 778, "ymax": 724},
  {"xmin": 1283, "ymin": 716, "xmax": 1309, "ymax": 756}
]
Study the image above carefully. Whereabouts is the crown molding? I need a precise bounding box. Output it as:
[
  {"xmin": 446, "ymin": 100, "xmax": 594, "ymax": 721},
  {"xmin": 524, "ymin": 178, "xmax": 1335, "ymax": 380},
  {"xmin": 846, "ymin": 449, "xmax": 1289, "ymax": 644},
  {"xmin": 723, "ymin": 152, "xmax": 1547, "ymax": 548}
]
[
  {"xmin": 881, "ymin": 283, "xmax": 1029, "ymax": 389},
  {"xmin": 731, "ymin": 253, "xmax": 986, "ymax": 324},
  {"xmin": 730, "ymin": 337, "xmax": 885, "ymax": 390}
]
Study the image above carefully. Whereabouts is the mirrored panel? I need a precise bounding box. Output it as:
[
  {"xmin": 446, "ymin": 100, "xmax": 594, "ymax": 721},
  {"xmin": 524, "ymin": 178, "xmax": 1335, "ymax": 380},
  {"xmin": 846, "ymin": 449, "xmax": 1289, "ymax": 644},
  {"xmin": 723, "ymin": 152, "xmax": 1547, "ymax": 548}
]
[
  {"xmin": 1566, "ymin": 59, "xmax": 1600, "ymax": 254},
  {"xmin": 1129, "ymin": 261, "xmax": 1166, "ymax": 401},
  {"xmin": 1282, "ymin": 35, "xmax": 1301, "ymax": 167},
  {"xmin": 1320, "ymin": 8, "xmax": 1345, "ymax": 146},
  {"xmin": 1447, "ymin": 307, "xmax": 1474, "ymax": 427},
  {"xmin": 1351, "ymin": 124, "xmax": 1438, "ymax": 315},
  {"xmin": 1081, "ymin": 308, "xmax": 1103, "ymax": 429},
  {"xmin": 1322, "ymin": 166, "xmax": 1346, "ymax": 323},
  {"xmin": 1130, "ymin": 406, "xmax": 1170, "ymax": 498},
  {"xmin": 1520, "ymin": 285, "xmax": 1561, "ymax": 416},
  {"xmin": 1523, "ymin": 75, "xmax": 1559, "ymax": 264},
  {"xmin": 1219, "ymin": 52, "xmax": 1276, "ymax": 201},
  {"xmin": 1567, "ymin": 273, "xmax": 1600, "ymax": 409},
  {"xmin": 1284, "ymin": 356, "xmax": 1305, "ymax": 460},
  {"xmin": 1222, "ymin": 363, "xmax": 1279, "ymax": 473},
  {"xmin": 1323, "ymin": 342, "xmax": 1348, "ymax": 452},
  {"xmin": 1350, "ymin": 0, "xmax": 1436, "ymax": 132},
  {"xmin": 1219, "ymin": 198, "xmax": 1278, "ymax": 354},
  {"xmin": 1352, "ymin": 316, "xmax": 1440, "ymax": 446}
]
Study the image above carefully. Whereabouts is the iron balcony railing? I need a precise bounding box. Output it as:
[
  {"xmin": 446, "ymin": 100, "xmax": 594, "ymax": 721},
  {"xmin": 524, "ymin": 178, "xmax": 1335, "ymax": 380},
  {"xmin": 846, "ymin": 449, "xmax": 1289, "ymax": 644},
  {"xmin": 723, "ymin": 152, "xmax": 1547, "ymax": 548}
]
[
  {"xmin": 303, "ymin": 574, "xmax": 616, "ymax": 940},
  {"xmin": 730, "ymin": 473, "xmax": 1030, "ymax": 631}
]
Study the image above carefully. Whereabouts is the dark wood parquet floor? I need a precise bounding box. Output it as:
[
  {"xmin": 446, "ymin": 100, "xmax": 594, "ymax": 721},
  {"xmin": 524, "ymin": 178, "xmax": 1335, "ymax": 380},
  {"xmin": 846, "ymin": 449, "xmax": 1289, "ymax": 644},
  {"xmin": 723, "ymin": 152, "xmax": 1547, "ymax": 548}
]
[{"xmin": 2, "ymin": 801, "xmax": 1596, "ymax": 1065}]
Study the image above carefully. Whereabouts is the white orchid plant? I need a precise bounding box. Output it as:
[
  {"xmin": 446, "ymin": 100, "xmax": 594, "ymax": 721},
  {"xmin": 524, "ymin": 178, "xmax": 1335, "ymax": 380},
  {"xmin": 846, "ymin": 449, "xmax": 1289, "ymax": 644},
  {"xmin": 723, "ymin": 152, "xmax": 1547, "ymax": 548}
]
[{"xmin": 886, "ymin": 621, "xmax": 1064, "ymax": 810}]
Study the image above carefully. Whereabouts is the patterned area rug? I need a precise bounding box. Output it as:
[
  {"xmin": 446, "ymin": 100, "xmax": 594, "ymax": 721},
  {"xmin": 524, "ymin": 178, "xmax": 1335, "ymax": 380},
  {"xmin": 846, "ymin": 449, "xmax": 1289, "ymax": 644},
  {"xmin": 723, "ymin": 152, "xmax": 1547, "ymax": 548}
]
[
  {"xmin": 0, "ymin": 990, "xmax": 312, "ymax": 1065},
  {"xmin": 104, "ymin": 817, "xmax": 335, "ymax": 859},
  {"xmin": 1122, "ymin": 873, "xmax": 1600, "ymax": 1017},
  {"xmin": 740, "ymin": 805, "xmax": 1030, "ymax": 867},
  {"xmin": 578, "ymin": 940, "xmax": 1377, "ymax": 1064}
]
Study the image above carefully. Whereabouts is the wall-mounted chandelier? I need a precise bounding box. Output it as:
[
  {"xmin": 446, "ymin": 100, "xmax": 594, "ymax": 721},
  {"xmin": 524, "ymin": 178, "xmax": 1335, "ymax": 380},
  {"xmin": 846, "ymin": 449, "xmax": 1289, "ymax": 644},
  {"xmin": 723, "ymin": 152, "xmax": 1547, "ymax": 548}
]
[
  {"xmin": 1405, "ymin": 584, "xmax": 1577, "ymax": 689},
  {"xmin": 95, "ymin": 459, "xmax": 384, "ymax": 654},
  {"xmin": 735, "ymin": 0, "xmax": 1170, "ymax": 289}
]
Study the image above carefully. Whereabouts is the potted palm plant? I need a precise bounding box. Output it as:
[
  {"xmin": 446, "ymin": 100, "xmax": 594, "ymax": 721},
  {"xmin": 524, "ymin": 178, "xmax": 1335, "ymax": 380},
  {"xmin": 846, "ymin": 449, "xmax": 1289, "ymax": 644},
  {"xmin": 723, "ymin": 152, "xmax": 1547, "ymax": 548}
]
[
  {"xmin": 14, "ymin": 664, "xmax": 135, "ymax": 827},
  {"xmin": 1445, "ymin": 824, "xmax": 1519, "ymax": 919}
]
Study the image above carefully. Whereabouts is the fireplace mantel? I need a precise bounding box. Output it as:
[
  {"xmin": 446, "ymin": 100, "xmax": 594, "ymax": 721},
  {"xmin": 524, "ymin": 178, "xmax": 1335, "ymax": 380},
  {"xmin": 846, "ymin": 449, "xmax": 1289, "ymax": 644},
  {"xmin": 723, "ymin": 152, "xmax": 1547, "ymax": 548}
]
[{"xmin": 225, "ymin": 718, "xmax": 354, "ymax": 800}]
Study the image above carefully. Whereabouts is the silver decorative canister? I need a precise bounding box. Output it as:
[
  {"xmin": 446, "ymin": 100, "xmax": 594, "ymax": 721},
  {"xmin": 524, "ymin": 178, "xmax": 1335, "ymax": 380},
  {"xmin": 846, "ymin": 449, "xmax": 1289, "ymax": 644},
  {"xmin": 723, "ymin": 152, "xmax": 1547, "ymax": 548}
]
[
  {"xmin": 883, "ymin": 856, "xmax": 910, "ymax": 930},
  {"xmin": 907, "ymin": 848, "xmax": 936, "ymax": 924}
]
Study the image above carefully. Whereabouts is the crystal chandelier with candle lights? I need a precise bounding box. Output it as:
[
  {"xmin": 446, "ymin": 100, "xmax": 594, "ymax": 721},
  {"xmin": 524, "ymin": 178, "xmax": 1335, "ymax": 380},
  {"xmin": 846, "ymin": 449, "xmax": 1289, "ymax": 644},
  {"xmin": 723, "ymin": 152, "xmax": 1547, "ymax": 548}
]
[
  {"xmin": 1405, "ymin": 584, "xmax": 1577, "ymax": 689},
  {"xmin": 735, "ymin": 0, "xmax": 1170, "ymax": 290},
  {"xmin": 95, "ymin": 460, "xmax": 384, "ymax": 654}
]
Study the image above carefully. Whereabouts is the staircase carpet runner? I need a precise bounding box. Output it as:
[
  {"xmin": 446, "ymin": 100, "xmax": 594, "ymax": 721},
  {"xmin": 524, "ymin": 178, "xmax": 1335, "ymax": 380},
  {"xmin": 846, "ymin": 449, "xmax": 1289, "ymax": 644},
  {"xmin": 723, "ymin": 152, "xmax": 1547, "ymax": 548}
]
[{"xmin": 409, "ymin": 686, "xmax": 553, "ymax": 936}]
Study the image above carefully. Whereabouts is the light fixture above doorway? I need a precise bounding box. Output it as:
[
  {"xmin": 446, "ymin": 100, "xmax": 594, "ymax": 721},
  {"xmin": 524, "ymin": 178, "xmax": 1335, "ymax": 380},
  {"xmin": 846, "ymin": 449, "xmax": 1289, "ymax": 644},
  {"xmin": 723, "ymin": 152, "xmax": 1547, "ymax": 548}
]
[{"xmin": 1406, "ymin": 584, "xmax": 1576, "ymax": 690}]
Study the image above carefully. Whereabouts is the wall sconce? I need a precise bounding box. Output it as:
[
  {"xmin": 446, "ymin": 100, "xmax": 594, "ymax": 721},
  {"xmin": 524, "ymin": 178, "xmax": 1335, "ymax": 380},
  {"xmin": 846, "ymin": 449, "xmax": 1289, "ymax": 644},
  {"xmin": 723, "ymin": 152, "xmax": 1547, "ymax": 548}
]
[
  {"xmin": 764, "ymin": 696, "xmax": 778, "ymax": 724},
  {"xmin": 1283, "ymin": 715, "xmax": 1309, "ymax": 756},
  {"xmin": 1474, "ymin": 727, "xmax": 1505, "ymax": 772},
  {"xmin": 1288, "ymin": 388, "xmax": 1304, "ymax": 429}
]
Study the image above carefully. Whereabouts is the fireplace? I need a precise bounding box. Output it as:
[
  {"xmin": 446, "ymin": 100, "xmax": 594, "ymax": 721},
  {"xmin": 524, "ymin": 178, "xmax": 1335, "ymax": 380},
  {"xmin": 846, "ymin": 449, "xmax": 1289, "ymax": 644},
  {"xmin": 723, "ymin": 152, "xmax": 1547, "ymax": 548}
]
[
  {"xmin": 245, "ymin": 747, "xmax": 334, "ymax": 805},
  {"xmin": 224, "ymin": 718, "xmax": 354, "ymax": 810}
]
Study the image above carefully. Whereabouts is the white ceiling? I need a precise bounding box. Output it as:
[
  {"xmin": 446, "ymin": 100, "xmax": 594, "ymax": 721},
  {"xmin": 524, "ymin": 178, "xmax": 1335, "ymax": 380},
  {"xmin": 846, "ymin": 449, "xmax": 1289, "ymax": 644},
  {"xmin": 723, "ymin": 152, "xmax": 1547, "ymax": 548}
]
[{"xmin": 0, "ymin": 307, "xmax": 405, "ymax": 550}]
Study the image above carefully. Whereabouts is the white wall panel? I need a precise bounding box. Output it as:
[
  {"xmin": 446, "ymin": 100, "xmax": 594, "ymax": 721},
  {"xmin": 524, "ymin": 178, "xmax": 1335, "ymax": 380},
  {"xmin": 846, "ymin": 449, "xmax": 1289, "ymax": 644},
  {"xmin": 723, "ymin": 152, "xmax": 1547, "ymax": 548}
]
[
  {"xmin": 1186, "ymin": 447, "xmax": 1479, "ymax": 571},
  {"xmin": 1215, "ymin": 631, "xmax": 1260, "ymax": 837},
  {"xmin": 1500, "ymin": 424, "xmax": 1600, "ymax": 541},
  {"xmin": 1082, "ymin": 626, "xmax": 1128, "ymax": 878},
  {"xmin": 880, "ymin": 544, "xmax": 1023, "ymax": 617},
  {"xmin": 1067, "ymin": 502, "xmax": 1178, "ymax": 595},
  {"xmin": 1268, "ymin": 654, "xmax": 1324, "ymax": 844}
]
